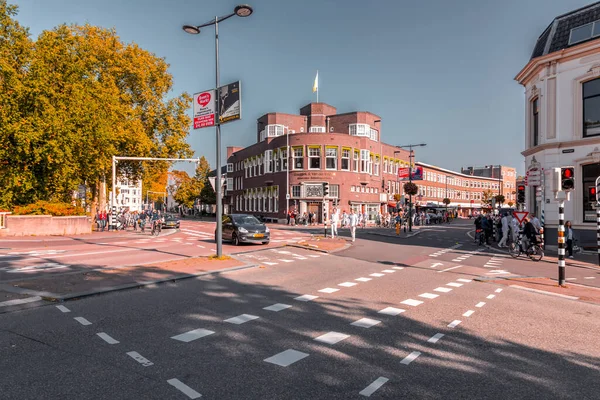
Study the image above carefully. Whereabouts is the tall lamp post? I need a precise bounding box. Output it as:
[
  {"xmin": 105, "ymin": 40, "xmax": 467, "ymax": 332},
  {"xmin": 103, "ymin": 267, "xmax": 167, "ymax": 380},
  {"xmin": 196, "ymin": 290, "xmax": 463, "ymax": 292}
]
[
  {"xmin": 397, "ymin": 143, "xmax": 427, "ymax": 232},
  {"xmin": 183, "ymin": 4, "xmax": 253, "ymax": 257}
]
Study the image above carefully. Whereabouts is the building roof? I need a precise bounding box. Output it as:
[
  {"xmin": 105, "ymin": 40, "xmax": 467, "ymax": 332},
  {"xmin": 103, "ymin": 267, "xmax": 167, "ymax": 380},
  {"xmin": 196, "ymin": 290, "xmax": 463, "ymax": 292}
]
[
  {"xmin": 416, "ymin": 161, "xmax": 501, "ymax": 181},
  {"xmin": 531, "ymin": 1, "xmax": 600, "ymax": 59}
]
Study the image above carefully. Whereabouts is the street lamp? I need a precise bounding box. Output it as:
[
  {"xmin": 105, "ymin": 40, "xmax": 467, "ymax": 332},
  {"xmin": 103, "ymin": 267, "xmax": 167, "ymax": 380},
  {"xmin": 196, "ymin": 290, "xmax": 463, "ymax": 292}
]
[
  {"xmin": 445, "ymin": 175, "xmax": 452, "ymax": 215},
  {"xmin": 183, "ymin": 4, "xmax": 253, "ymax": 257},
  {"xmin": 396, "ymin": 143, "xmax": 426, "ymax": 232}
]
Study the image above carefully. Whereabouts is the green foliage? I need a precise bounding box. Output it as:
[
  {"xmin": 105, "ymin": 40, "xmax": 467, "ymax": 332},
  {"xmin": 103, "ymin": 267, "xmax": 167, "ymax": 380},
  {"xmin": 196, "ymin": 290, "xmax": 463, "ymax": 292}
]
[
  {"xmin": 494, "ymin": 194, "xmax": 506, "ymax": 204},
  {"xmin": 403, "ymin": 182, "xmax": 419, "ymax": 196},
  {"xmin": 481, "ymin": 190, "xmax": 495, "ymax": 206},
  {"xmin": 12, "ymin": 200, "xmax": 86, "ymax": 216}
]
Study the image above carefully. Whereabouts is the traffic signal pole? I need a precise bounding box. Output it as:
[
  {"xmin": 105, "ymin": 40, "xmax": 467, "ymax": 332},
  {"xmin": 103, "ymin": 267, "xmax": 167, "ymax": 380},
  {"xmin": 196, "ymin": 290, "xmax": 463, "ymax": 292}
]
[
  {"xmin": 596, "ymin": 176, "xmax": 600, "ymax": 267},
  {"xmin": 558, "ymin": 198, "xmax": 566, "ymax": 286}
]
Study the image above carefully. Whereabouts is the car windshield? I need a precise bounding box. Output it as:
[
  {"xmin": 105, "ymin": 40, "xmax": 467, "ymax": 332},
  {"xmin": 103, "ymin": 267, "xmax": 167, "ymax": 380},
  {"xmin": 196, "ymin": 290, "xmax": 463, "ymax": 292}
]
[{"xmin": 233, "ymin": 215, "xmax": 261, "ymax": 225}]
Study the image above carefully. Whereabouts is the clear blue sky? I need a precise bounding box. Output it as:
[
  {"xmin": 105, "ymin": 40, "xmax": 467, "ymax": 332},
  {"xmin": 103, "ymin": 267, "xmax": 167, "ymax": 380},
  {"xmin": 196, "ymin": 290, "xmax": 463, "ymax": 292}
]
[{"xmin": 10, "ymin": 0, "xmax": 594, "ymax": 176}]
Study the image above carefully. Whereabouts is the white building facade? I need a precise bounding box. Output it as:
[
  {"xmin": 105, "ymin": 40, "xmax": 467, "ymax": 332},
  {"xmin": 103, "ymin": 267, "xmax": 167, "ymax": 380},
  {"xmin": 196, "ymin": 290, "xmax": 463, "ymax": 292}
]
[
  {"xmin": 109, "ymin": 177, "xmax": 143, "ymax": 212},
  {"xmin": 516, "ymin": 2, "xmax": 600, "ymax": 244}
]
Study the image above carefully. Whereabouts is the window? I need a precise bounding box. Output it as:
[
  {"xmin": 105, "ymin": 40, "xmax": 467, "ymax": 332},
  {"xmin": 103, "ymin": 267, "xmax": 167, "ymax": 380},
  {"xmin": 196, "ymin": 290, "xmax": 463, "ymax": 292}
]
[
  {"xmin": 330, "ymin": 185, "xmax": 339, "ymax": 198},
  {"xmin": 349, "ymin": 123, "xmax": 370, "ymax": 137},
  {"xmin": 293, "ymin": 147, "xmax": 303, "ymax": 169},
  {"xmin": 281, "ymin": 148, "xmax": 288, "ymax": 171},
  {"xmin": 583, "ymin": 78, "xmax": 600, "ymax": 137},
  {"xmin": 569, "ymin": 21, "xmax": 597, "ymax": 45},
  {"xmin": 264, "ymin": 150, "xmax": 273, "ymax": 173},
  {"xmin": 326, "ymin": 147, "xmax": 337, "ymax": 170},
  {"xmin": 309, "ymin": 126, "xmax": 325, "ymax": 133},
  {"xmin": 370, "ymin": 128, "xmax": 378, "ymax": 141},
  {"xmin": 341, "ymin": 148, "xmax": 350, "ymax": 170},
  {"xmin": 532, "ymin": 97, "xmax": 539, "ymax": 145},
  {"xmin": 309, "ymin": 147, "xmax": 321, "ymax": 169},
  {"xmin": 226, "ymin": 178, "xmax": 233, "ymax": 192},
  {"xmin": 583, "ymin": 164, "xmax": 600, "ymax": 222},
  {"xmin": 267, "ymin": 124, "xmax": 284, "ymax": 137},
  {"xmin": 353, "ymin": 150, "xmax": 359, "ymax": 172},
  {"xmin": 360, "ymin": 150, "xmax": 370, "ymax": 173},
  {"xmin": 292, "ymin": 185, "xmax": 301, "ymax": 198},
  {"xmin": 383, "ymin": 159, "xmax": 388, "ymax": 174},
  {"xmin": 374, "ymin": 156, "xmax": 380, "ymax": 176},
  {"xmin": 274, "ymin": 149, "xmax": 280, "ymax": 172},
  {"xmin": 351, "ymin": 186, "xmax": 355, "ymax": 192},
  {"xmin": 227, "ymin": 163, "xmax": 233, "ymax": 173}
]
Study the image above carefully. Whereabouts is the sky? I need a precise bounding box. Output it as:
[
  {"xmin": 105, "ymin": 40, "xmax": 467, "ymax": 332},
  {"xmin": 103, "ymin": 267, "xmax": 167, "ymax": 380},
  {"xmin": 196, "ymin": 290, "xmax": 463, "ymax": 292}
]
[{"xmin": 10, "ymin": 0, "xmax": 595, "ymax": 176}]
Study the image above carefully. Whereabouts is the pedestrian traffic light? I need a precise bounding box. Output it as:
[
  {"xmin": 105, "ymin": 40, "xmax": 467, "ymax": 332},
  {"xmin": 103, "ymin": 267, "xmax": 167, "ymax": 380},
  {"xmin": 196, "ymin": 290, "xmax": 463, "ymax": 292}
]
[
  {"xmin": 517, "ymin": 185, "xmax": 526, "ymax": 204},
  {"xmin": 589, "ymin": 186, "xmax": 597, "ymax": 202},
  {"xmin": 322, "ymin": 182, "xmax": 329, "ymax": 197},
  {"xmin": 561, "ymin": 167, "xmax": 575, "ymax": 191}
]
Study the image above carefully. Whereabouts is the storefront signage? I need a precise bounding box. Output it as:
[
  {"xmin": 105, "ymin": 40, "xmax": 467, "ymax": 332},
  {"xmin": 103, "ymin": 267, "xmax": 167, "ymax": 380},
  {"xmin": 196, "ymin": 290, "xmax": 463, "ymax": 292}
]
[
  {"xmin": 305, "ymin": 184, "xmax": 324, "ymax": 198},
  {"xmin": 398, "ymin": 166, "xmax": 423, "ymax": 181}
]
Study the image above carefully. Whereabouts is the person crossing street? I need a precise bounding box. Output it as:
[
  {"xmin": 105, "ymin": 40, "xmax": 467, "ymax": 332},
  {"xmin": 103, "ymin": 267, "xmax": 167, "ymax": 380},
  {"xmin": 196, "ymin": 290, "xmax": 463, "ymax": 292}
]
[
  {"xmin": 330, "ymin": 207, "xmax": 340, "ymax": 238},
  {"xmin": 349, "ymin": 210, "xmax": 359, "ymax": 242}
]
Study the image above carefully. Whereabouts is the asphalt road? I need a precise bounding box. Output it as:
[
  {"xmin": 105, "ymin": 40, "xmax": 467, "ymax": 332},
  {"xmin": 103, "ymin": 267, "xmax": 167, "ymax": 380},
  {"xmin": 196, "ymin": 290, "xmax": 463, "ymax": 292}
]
[{"xmin": 1, "ymin": 220, "xmax": 599, "ymax": 399}]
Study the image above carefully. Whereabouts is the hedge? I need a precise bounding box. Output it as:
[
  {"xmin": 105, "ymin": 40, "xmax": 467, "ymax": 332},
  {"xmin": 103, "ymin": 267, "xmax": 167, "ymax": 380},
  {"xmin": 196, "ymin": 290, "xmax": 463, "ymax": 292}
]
[{"xmin": 12, "ymin": 201, "xmax": 87, "ymax": 216}]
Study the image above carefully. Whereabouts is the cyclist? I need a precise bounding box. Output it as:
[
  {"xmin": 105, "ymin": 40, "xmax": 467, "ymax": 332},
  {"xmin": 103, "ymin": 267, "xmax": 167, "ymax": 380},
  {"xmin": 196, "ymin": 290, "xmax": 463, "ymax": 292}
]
[
  {"xmin": 521, "ymin": 217, "xmax": 537, "ymax": 252},
  {"xmin": 151, "ymin": 210, "xmax": 162, "ymax": 232}
]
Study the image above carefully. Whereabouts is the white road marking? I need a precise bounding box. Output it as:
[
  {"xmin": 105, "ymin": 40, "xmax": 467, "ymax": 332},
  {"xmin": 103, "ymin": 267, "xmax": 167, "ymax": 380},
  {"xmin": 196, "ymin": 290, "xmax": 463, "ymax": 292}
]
[
  {"xmin": 359, "ymin": 377, "xmax": 389, "ymax": 397},
  {"xmin": 74, "ymin": 317, "xmax": 92, "ymax": 326},
  {"xmin": 434, "ymin": 287, "xmax": 452, "ymax": 293},
  {"xmin": 456, "ymin": 278, "xmax": 472, "ymax": 283},
  {"xmin": 318, "ymin": 287, "xmax": 339, "ymax": 293},
  {"xmin": 351, "ymin": 318, "xmax": 381, "ymax": 328},
  {"xmin": 264, "ymin": 349, "xmax": 309, "ymax": 367},
  {"xmin": 56, "ymin": 305, "xmax": 71, "ymax": 313},
  {"xmin": 314, "ymin": 331, "xmax": 350, "ymax": 345},
  {"xmin": 463, "ymin": 310, "xmax": 475, "ymax": 317},
  {"xmin": 446, "ymin": 282, "xmax": 463, "ymax": 287},
  {"xmin": 262, "ymin": 262, "xmax": 278, "ymax": 266},
  {"xmin": 338, "ymin": 282, "xmax": 357, "ymax": 287},
  {"xmin": 486, "ymin": 294, "xmax": 495, "ymax": 299},
  {"xmin": 127, "ymin": 351, "xmax": 154, "ymax": 367},
  {"xmin": 355, "ymin": 277, "xmax": 372, "ymax": 282},
  {"xmin": 263, "ymin": 303, "xmax": 292, "ymax": 312},
  {"xmin": 294, "ymin": 294, "xmax": 318, "ymax": 302},
  {"xmin": 430, "ymin": 263, "xmax": 443, "ymax": 268},
  {"xmin": 487, "ymin": 270, "xmax": 510, "ymax": 275},
  {"xmin": 448, "ymin": 320, "xmax": 461, "ymax": 328},
  {"xmin": 418, "ymin": 293, "xmax": 439, "ymax": 299},
  {"xmin": 171, "ymin": 328, "xmax": 215, "ymax": 342},
  {"xmin": 400, "ymin": 351, "xmax": 421, "ymax": 365},
  {"xmin": 495, "ymin": 288, "xmax": 503, "ymax": 293},
  {"xmin": 401, "ymin": 299, "xmax": 423, "ymax": 307},
  {"xmin": 224, "ymin": 314, "xmax": 259, "ymax": 324},
  {"xmin": 278, "ymin": 259, "xmax": 294, "ymax": 263},
  {"xmin": 167, "ymin": 378, "xmax": 202, "ymax": 399},
  {"xmin": 427, "ymin": 333, "xmax": 445, "ymax": 344},
  {"xmin": 392, "ymin": 266, "xmax": 404, "ymax": 270},
  {"xmin": 437, "ymin": 265, "xmax": 463, "ymax": 273},
  {"xmin": 381, "ymin": 269, "xmax": 396, "ymax": 273},
  {"xmin": 307, "ymin": 255, "xmax": 320, "ymax": 258},
  {"xmin": 476, "ymin": 302, "xmax": 486, "ymax": 307},
  {"xmin": 293, "ymin": 256, "xmax": 308, "ymax": 260},
  {"xmin": 0, "ymin": 296, "xmax": 42, "ymax": 307},
  {"xmin": 276, "ymin": 250, "xmax": 292, "ymax": 254},
  {"xmin": 378, "ymin": 307, "xmax": 405, "ymax": 316},
  {"xmin": 97, "ymin": 332, "xmax": 120, "ymax": 344},
  {"xmin": 584, "ymin": 276, "xmax": 596, "ymax": 279},
  {"xmin": 370, "ymin": 273, "xmax": 385, "ymax": 277},
  {"xmin": 566, "ymin": 278, "xmax": 577, "ymax": 281},
  {"xmin": 196, "ymin": 245, "xmax": 205, "ymax": 248}
]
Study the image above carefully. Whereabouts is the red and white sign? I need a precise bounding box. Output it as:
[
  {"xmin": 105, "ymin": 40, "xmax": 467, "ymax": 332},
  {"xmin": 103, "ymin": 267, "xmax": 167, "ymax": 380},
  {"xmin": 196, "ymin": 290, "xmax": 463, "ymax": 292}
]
[
  {"xmin": 513, "ymin": 211, "xmax": 529, "ymax": 224},
  {"xmin": 398, "ymin": 167, "xmax": 409, "ymax": 179},
  {"xmin": 526, "ymin": 166, "xmax": 541, "ymax": 187},
  {"xmin": 193, "ymin": 90, "xmax": 216, "ymax": 129}
]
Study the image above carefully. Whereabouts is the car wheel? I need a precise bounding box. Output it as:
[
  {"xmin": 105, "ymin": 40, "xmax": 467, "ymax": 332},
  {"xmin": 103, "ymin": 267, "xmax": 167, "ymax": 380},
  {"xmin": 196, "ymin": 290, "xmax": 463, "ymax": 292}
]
[
  {"xmin": 262, "ymin": 241, "xmax": 270, "ymax": 245},
  {"xmin": 232, "ymin": 233, "xmax": 240, "ymax": 246}
]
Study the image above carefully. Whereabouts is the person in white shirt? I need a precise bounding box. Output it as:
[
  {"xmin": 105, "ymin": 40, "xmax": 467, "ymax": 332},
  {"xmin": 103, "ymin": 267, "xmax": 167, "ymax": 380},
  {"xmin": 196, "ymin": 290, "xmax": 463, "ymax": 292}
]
[
  {"xmin": 349, "ymin": 210, "xmax": 359, "ymax": 242},
  {"xmin": 498, "ymin": 213, "xmax": 509, "ymax": 248},
  {"xmin": 530, "ymin": 213, "xmax": 542, "ymax": 232},
  {"xmin": 330, "ymin": 207, "xmax": 340, "ymax": 238}
]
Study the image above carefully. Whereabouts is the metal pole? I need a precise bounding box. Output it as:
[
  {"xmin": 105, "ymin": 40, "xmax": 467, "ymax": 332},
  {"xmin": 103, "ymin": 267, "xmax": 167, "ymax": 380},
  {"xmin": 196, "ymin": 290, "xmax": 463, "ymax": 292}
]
[
  {"xmin": 558, "ymin": 200, "xmax": 566, "ymax": 286},
  {"xmin": 540, "ymin": 170, "xmax": 545, "ymax": 248},
  {"xmin": 286, "ymin": 131, "xmax": 289, "ymax": 219},
  {"xmin": 214, "ymin": 17, "xmax": 223, "ymax": 257},
  {"xmin": 408, "ymin": 149, "xmax": 413, "ymax": 232},
  {"xmin": 596, "ymin": 176, "xmax": 600, "ymax": 267},
  {"xmin": 111, "ymin": 156, "xmax": 116, "ymax": 231}
]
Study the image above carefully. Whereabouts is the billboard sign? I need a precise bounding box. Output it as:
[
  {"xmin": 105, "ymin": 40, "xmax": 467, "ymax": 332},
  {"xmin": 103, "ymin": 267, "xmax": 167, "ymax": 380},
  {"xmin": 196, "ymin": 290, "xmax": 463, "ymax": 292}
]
[
  {"xmin": 218, "ymin": 81, "xmax": 241, "ymax": 124},
  {"xmin": 398, "ymin": 166, "xmax": 423, "ymax": 181},
  {"xmin": 193, "ymin": 90, "xmax": 216, "ymax": 129}
]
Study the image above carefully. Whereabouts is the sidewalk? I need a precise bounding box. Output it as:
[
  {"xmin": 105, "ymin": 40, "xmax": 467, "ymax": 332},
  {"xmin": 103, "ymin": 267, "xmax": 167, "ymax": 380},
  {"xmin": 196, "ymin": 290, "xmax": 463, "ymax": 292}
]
[
  {"xmin": 487, "ymin": 276, "xmax": 600, "ymax": 305},
  {"xmin": 288, "ymin": 237, "xmax": 350, "ymax": 253}
]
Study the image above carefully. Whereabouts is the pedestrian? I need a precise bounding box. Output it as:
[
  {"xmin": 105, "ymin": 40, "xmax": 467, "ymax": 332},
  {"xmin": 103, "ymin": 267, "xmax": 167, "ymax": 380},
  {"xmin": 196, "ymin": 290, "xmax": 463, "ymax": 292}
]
[
  {"xmin": 287, "ymin": 210, "xmax": 291, "ymax": 225},
  {"xmin": 565, "ymin": 220, "xmax": 574, "ymax": 259},
  {"xmin": 531, "ymin": 213, "xmax": 542, "ymax": 232},
  {"xmin": 498, "ymin": 213, "xmax": 509, "ymax": 248},
  {"xmin": 349, "ymin": 210, "xmax": 358, "ymax": 242},
  {"xmin": 331, "ymin": 207, "xmax": 339, "ymax": 238}
]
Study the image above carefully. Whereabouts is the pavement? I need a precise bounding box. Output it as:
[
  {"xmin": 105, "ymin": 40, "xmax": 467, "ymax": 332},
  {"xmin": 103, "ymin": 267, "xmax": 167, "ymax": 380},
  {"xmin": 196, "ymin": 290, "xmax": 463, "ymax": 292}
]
[{"xmin": 1, "ymin": 219, "xmax": 599, "ymax": 399}]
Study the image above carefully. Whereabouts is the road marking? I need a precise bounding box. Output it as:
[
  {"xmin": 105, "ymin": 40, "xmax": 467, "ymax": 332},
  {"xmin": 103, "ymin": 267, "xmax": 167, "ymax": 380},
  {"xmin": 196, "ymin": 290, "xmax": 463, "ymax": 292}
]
[
  {"xmin": 171, "ymin": 328, "xmax": 215, "ymax": 342},
  {"xmin": 437, "ymin": 265, "xmax": 463, "ymax": 273},
  {"xmin": 487, "ymin": 270, "xmax": 510, "ymax": 275},
  {"xmin": 263, "ymin": 262, "xmax": 278, "ymax": 266},
  {"xmin": 400, "ymin": 351, "xmax": 421, "ymax": 365},
  {"xmin": 351, "ymin": 318, "xmax": 381, "ymax": 328},
  {"xmin": 307, "ymin": 255, "xmax": 320, "ymax": 258},
  {"xmin": 74, "ymin": 317, "xmax": 92, "ymax": 326},
  {"xmin": 224, "ymin": 314, "xmax": 259, "ymax": 324},
  {"xmin": 359, "ymin": 377, "xmax": 389, "ymax": 397},
  {"xmin": 584, "ymin": 276, "xmax": 596, "ymax": 279},
  {"xmin": 355, "ymin": 277, "xmax": 372, "ymax": 282},
  {"xmin": 447, "ymin": 320, "xmax": 461, "ymax": 328},
  {"xmin": 401, "ymin": 299, "xmax": 423, "ymax": 307},
  {"xmin": 97, "ymin": 332, "xmax": 120, "ymax": 344},
  {"xmin": 276, "ymin": 250, "xmax": 292, "ymax": 254},
  {"xmin": 419, "ymin": 293, "xmax": 439, "ymax": 299},
  {"xmin": 196, "ymin": 245, "xmax": 205, "ymax": 248},
  {"xmin": 486, "ymin": 294, "xmax": 496, "ymax": 299},
  {"xmin": 381, "ymin": 269, "xmax": 396, "ymax": 273},
  {"xmin": 430, "ymin": 263, "xmax": 443, "ymax": 268},
  {"xmin": 264, "ymin": 349, "xmax": 309, "ymax": 367},
  {"xmin": 318, "ymin": 287, "xmax": 339, "ymax": 293},
  {"xmin": 463, "ymin": 310, "xmax": 475, "ymax": 317},
  {"xmin": 294, "ymin": 294, "xmax": 318, "ymax": 302},
  {"xmin": 369, "ymin": 273, "xmax": 385, "ymax": 277},
  {"xmin": 338, "ymin": 282, "xmax": 357, "ymax": 287},
  {"xmin": 566, "ymin": 278, "xmax": 577, "ymax": 281},
  {"xmin": 56, "ymin": 305, "xmax": 71, "ymax": 313},
  {"xmin": 378, "ymin": 307, "xmax": 405, "ymax": 316},
  {"xmin": 392, "ymin": 266, "xmax": 404, "ymax": 270},
  {"xmin": 263, "ymin": 303, "xmax": 292, "ymax": 312},
  {"xmin": 167, "ymin": 378, "xmax": 202, "ymax": 399},
  {"xmin": 127, "ymin": 351, "xmax": 154, "ymax": 367},
  {"xmin": 476, "ymin": 302, "xmax": 486, "ymax": 307},
  {"xmin": 456, "ymin": 278, "xmax": 472, "ymax": 283},
  {"xmin": 427, "ymin": 333, "xmax": 445, "ymax": 344},
  {"xmin": 434, "ymin": 287, "xmax": 452, "ymax": 293},
  {"xmin": 495, "ymin": 288, "xmax": 503, "ymax": 293},
  {"xmin": 293, "ymin": 256, "xmax": 308, "ymax": 260},
  {"xmin": 446, "ymin": 282, "xmax": 463, "ymax": 287},
  {"xmin": 314, "ymin": 331, "xmax": 350, "ymax": 345},
  {"xmin": 278, "ymin": 259, "xmax": 294, "ymax": 263}
]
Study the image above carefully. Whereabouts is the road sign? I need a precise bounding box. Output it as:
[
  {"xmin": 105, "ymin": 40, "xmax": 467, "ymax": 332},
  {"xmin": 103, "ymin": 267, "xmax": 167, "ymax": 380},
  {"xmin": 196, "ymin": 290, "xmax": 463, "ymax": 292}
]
[
  {"xmin": 208, "ymin": 176, "xmax": 225, "ymax": 191},
  {"xmin": 527, "ymin": 167, "xmax": 541, "ymax": 186},
  {"xmin": 286, "ymin": 194, "xmax": 290, "ymax": 200},
  {"xmin": 513, "ymin": 211, "xmax": 529, "ymax": 224},
  {"xmin": 193, "ymin": 89, "xmax": 216, "ymax": 129}
]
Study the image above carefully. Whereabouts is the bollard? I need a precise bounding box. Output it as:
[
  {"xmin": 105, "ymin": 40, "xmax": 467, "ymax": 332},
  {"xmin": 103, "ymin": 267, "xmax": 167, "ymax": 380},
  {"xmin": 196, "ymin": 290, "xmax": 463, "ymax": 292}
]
[{"xmin": 558, "ymin": 201, "xmax": 565, "ymax": 286}]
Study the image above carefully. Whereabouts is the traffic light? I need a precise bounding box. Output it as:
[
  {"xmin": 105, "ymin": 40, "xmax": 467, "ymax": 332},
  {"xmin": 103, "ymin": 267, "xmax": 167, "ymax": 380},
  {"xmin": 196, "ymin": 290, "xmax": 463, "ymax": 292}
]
[
  {"xmin": 517, "ymin": 185, "xmax": 526, "ymax": 204},
  {"xmin": 589, "ymin": 186, "xmax": 597, "ymax": 202},
  {"xmin": 561, "ymin": 167, "xmax": 575, "ymax": 191},
  {"xmin": 322, "ymin": 182, "xmax": 329, "ymax": 197}
]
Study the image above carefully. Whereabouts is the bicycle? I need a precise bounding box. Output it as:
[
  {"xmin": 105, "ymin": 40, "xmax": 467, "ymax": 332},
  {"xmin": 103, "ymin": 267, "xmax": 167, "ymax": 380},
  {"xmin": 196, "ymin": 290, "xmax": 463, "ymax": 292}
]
[
  {"xmin": 151, "ymin": 220, "xmax": 162, "ymax": 236},
  {"xmin": 508, "ymin": 233, "xmax": 543, "ymax": 261}
]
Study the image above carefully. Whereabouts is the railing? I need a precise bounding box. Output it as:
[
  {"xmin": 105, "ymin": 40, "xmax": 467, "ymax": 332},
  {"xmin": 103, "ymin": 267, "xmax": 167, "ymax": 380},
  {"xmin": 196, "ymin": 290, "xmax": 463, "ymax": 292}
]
[{"xmin": 0, "ymin": 212, "xmax": 10, "ymax": 229}]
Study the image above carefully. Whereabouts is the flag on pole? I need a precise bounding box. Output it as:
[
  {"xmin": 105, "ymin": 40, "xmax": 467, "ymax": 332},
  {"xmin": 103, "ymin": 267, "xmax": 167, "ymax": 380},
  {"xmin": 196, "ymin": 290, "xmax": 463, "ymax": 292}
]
[{"xmin": 312, "ymin": 71, "xmax": 319, "ymax": 93}]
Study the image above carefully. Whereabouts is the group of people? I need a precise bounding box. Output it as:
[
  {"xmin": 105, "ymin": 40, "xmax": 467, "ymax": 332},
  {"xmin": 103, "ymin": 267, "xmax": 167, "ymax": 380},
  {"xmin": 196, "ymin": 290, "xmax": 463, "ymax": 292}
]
[
  {"xmin": 287, "ymin": 210, "xmax": 318, "ymax": 226},
  {"xmin": 328, "ymin": 208, "xmax": 362, "ymax": 242},
  {"xmin": 94, "ymin": 209, "xmax": 163, "ymax": 232}
]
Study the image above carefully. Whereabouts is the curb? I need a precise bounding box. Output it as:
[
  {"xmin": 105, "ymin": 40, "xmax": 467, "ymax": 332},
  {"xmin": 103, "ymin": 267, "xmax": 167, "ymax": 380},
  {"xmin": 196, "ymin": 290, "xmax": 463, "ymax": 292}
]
[
  {"xmin": 366, "ymin": 230, "xmax": 422, "ymax": 239},
  {"xmin": 509, "ymin": 285, "xmax": 580, "ymax": 300},
  {"xmin": 286, "ymin": 242, "xmax": 351, "ymax": 254}
]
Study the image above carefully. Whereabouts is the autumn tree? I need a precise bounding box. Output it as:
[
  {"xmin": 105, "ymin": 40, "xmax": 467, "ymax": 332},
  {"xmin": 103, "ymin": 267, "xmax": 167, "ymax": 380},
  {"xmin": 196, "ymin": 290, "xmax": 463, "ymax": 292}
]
[{"xmin": 481, "ymin": 190, "xmax": 495, "ymax": 207}]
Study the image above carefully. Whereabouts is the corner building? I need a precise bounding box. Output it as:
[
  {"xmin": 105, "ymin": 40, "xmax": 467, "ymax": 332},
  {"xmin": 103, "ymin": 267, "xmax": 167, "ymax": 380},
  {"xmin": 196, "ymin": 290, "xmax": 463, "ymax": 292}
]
[{"xmin": 225, "ymin": 103, "xmax": 412, "ymax": 223}]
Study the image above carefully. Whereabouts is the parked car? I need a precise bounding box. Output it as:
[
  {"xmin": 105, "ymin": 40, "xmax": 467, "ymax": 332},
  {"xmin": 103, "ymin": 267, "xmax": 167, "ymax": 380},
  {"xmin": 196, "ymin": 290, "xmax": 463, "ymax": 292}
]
[
  {"xmin": 162, "ymin": 214, "xmax": 181, "ymax": 229},
  {"xmin": 216, "ymin": 214, "xmax": 270, "ymax": 245}
]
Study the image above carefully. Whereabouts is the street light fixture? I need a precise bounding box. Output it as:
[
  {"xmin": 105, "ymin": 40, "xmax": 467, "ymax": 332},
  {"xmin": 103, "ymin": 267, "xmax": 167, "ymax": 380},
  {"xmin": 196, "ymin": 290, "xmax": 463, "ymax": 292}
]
[
  {"xmin": 396, "ymin": 143, "xmax": 427, "ymax": 232},
  {"xmin": 182, "ymin": 4, "xmax": 253, "ymax": 258}
]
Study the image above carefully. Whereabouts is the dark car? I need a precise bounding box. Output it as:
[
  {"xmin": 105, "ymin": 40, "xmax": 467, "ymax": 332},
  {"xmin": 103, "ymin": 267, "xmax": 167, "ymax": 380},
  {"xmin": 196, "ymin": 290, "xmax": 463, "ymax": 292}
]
[
  {"xmin": 162, "ymin": 214, "xmax": 180, "ymax": 229},
  {"xmin": 217, "ymin": 214, "xmax": 270, "ymax": 245}
]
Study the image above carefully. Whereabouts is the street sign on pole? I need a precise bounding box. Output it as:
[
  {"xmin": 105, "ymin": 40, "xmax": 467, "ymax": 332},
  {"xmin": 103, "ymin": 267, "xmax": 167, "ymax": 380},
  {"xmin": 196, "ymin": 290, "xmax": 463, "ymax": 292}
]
[
  {"xmin": 513, "ymin": 211, "xmax": 529, "ymax": 224},
  {"xmin": 193, "ymin": 90, "xmax": 216, "ymax": 129},
  {"xmin": 218, "ymin": 81, "xmax": 241, "ymax": 124}
]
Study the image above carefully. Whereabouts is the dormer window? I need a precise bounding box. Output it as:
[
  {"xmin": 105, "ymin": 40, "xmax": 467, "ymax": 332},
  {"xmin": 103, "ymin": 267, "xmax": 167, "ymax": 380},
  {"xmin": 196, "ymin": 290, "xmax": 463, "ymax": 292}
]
[
  {"xmin": 309, "ymin": 126, "xmax": 325, "ymax": 132},
  {"xmin": 349, "ymin": 123, "xmax": 373, "ymax": 138},
  {"xmin": 569, "ymin": 20, "xmax": 600, "ymax": 45}
]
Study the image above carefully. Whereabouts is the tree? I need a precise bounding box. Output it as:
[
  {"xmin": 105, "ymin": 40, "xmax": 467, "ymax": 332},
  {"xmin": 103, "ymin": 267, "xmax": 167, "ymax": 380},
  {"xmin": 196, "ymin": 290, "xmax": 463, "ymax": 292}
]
[
  {"xmin": 494, "ymin": 194, "xmax": 506, "ymax": 205},
  {"xmin": 196, "ymin": 157, "xmax": 215, "ymax": 205},
  {"xmin": 442, "ymin": 198, "xmax": 451, "ymax": 206},
  {"xmin": 168, "ymin": 170, "xmax": 194, "ymax": 209},
  {"xmin": 481, "ymin": 190, "xmax": 495, "ymax": 207},
  {"xmin": 507, "ymin": 201, "xmax": 514, "ymax": 207},
  {"xmin": 403, "ymin": 182, "xmax": 419, "ymax": 196}
]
